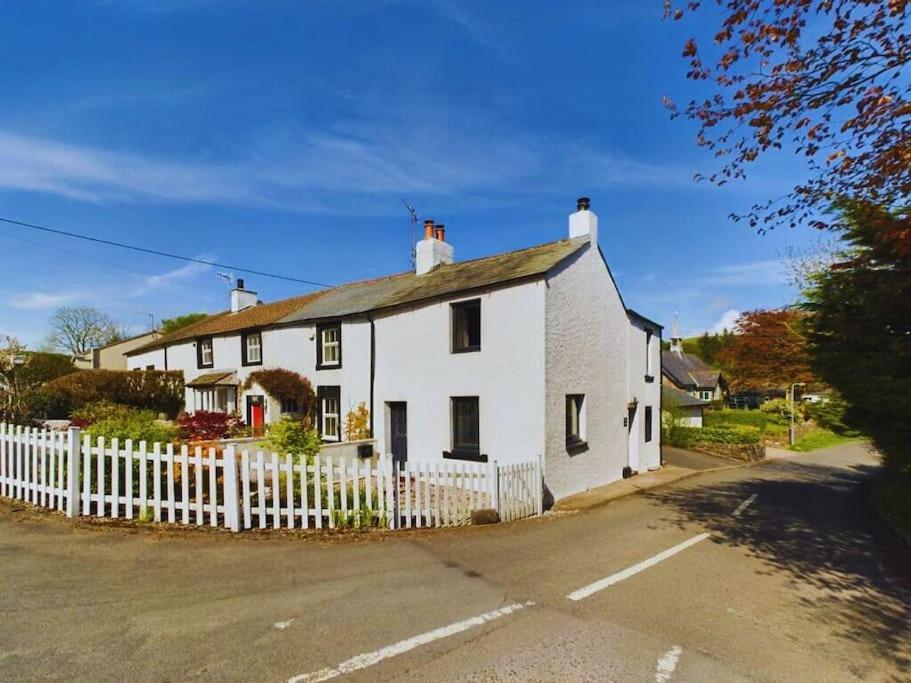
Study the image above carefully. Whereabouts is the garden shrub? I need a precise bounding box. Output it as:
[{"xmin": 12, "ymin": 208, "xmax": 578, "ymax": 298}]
[
  {"xmin": 344, "ymin": 403, "xmax": 371, "ymax": 441},
  {"xmin": 36, "ymin": 370, "xmax": 184, "ymax": 419},
  {"xmin": 262, "ymin": 416, "xmax": 322, "ymax": 463},
  {"xmin": 806, "ymin": 396, "xmax": 859, "ymax": 436},
  {"xmin": 760, "ymin": 398, "xmax": 800, "ymax": 420},
  {"xmin": 178, "ymin": 411, "xmax": 245, "ymax": 442},
  {"xmin": 75, "ymin": 402, "xmax": 179, "ymax": 444}
]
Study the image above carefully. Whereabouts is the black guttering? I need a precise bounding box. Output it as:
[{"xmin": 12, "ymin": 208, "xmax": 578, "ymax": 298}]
[{"xmin": 368, "ymin": 313, "xmax": 376, "ymax": 438}]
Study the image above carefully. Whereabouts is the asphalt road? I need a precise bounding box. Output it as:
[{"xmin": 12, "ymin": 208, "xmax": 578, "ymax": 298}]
[{"xmin": 1, "ymin": 443, "xmax": 909, "ymax": 682}]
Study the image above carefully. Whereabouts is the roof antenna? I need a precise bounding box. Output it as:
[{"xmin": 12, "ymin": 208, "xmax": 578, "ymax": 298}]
[
  {"xmin": 401, "ymin": 198, "xmax": 419, "ymax": 266},
  {"xmin": 217, "ymin": 272, "xmax": 234, "ymax": 287}
]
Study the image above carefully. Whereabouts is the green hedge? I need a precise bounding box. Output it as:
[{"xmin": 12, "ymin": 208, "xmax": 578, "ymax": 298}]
[
  {"xmin": 672, "ymin": 425, "xmax": 762, "ymax": 447},
  {"xmin": 28, "ymin": 370, "xmax": 184, "ymax": 420}
]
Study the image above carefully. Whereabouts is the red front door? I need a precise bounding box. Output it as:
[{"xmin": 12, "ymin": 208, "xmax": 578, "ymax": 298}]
[{"xmin": 248, "ymin": 396, "xmax": 265, "ymax": 436}]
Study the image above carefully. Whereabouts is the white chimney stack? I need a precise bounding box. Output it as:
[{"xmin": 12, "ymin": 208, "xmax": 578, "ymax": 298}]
[
  {"xmin": 231, "ymin": 278, "xmax": 258, "ymax": 313},
  {"xmin": 416, "ymin": 220, "xmax": 454, "ymax": 275},
  {"xmin": 569, "ymin": 196, "xmax": 598, "ymax": 244}
]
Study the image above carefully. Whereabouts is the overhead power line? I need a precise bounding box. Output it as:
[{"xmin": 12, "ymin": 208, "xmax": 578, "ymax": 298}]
[{"xmin": 0, "ymin": 216, "xmax": 334, "ymax": 289}]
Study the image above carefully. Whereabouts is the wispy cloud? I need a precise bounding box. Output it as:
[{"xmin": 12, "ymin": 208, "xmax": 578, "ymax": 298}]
[
  {"xmin": 700, "ymin": 259, "xmax": 788, "ymax": 287},
  {"xmin": 431, "ymin": 0, "xmax": 505, "ymax": 53},
  {"xmin": 709, "ymin": 309, "xmax": 740, "ymax": 334},
  {"xmin": 131, "ymin": 258, "xmax": 215, "ymax": 297},
  {"xmin": 8, "ymin": 291, "xmax": 80, "ymax": 310},
  {"xmin": 0, "ymin": 124, "xmax": 692, "ymax": 212}
]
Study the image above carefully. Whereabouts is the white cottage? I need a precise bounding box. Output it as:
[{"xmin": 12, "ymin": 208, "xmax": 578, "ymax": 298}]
[{"xmin": 127, "ymin": 199, "xmax": 662, "ymax": 502}]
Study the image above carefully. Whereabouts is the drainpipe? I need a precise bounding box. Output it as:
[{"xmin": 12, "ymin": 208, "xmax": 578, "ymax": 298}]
[{"xmin": 369, "ymin": 313, "xmax": 376, "ymax": 438}]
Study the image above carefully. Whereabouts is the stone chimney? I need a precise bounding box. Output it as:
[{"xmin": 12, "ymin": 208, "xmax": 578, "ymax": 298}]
[
  {"xmin": 231, "ymin": 278, "xmax": 258, "ymax": 313},
  {"xmin": 416, "ymin": 219, "xmax": 455, "ymax": 275},
  {"xmin": 569, "ymin": 196, "xmax": 598, "ymax": 244}
]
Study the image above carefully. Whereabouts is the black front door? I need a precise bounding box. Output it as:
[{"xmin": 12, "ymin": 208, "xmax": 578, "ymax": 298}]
[{"xmin": 389, "ymin": 402, "xmax": 408, "ymax": 464}]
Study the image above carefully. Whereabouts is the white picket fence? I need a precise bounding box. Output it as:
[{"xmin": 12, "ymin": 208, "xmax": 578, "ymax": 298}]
[{"xmin": 0, "ymin": 423, "xmax": 543, "ymax": 531}]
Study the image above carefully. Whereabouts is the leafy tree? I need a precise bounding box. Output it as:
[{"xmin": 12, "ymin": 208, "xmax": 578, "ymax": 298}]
[
  {"xmin": 262, "ymin": 416, "xmax": 322, "ymax": 464},
  {"xmin": 0, "ymin": 334, "xmax": 27, "ymax": 421},
  {"xmin": 344, "ymin": 403, "xmax": 371, "ymax": 441},
  {"xmin": 696, "ymin": 331, "xmax": 733, "ymax": 366},
  {"xmin": 716, "ymin": 308, "xmax": 815, "ymax": 392},
  {"xmin": 159, "ymin": 313, "xmax": 209, "ymax": 335},
  {"xmin": 802, "ymin": 201, "xmax": 911, "ymax": 470},
  {"xmin": 665, "ymin": 0, "xmax": 911, "ymax": 235},
  {"xmin": 44, "ymin": 307, "xmax": 122, "ymax": 356}
]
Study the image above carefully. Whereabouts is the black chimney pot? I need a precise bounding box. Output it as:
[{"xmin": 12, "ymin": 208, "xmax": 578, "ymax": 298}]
[
  {"xmin": 577, "ymin": 197, "xmax": 591, "ymax": 211},
  {"xmin": 237, "ymin": 278, "xmax": 245, "ymax": 290}
]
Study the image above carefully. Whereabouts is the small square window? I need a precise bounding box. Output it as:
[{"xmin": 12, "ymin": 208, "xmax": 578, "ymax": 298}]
[
  {"xmin": 317, "ymin": 323, "xmax": 342, "ymax": 369},
  {"xmin": 281, "ymin": 397, "xmax": 301, "ymax": 414},
  {"xmin": 197, "ymin": 338, "xmax": 214, "ymax": 369},
  {"xmin": 566, "ymin": 394, "xmax": 586, "ymax": 446},
  {"xmin": 243, "ymin": 331, "xmax": 262, "ymax": 366},
  {"xmin": 451, "ymin": 300, "xmax": 481, "ymax": 353}
]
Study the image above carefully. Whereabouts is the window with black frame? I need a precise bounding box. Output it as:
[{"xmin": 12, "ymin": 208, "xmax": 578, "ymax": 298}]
[
  {"xmin": 645, "ymin": 406, "xmax": 653, "ymax": 443},
  {"xmin": 566, "ymin": 394, "xmax": 586, "ymax": 446},
  {"xmin": 451, "ymin": 300, "xmax": 481, "ymax": 353},
  {"xmin": 446, "ymin": 396, "xmax": 483, "ymax": 461}
]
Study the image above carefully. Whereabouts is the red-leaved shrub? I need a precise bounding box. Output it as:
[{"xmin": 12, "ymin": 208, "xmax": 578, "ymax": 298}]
[{"xmin": 178, "ymin": 411, "xmax": 244, "ymax": 442}]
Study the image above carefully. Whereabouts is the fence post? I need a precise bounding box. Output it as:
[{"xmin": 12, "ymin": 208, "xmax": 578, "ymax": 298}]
[
  {"xmin": 489, "ymin": 459, "xmax": 499, "ymax": 518},
  {"xmin": 222, "ymin": 445, "xmax": 241, "ymax": 533},
  {"xmin": 65, "ymin": 427, "xmax": 81, "ymax": 518},
  {"xmin": 0, "ymin": 423, "xmax": 6, "ymax": 498},
  {"xmin": 535, "ymin": 454, "xmax": 544, "ymax": 516}
]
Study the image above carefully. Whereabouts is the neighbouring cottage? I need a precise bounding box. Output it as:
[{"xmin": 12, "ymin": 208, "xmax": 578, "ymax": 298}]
[
  {"xmin": 75, "ymin": 330, "xmax": 162, "ymax": 370},
  {"xmin": 661, "ymin": 318, "xmax": 727, "ymax": 402},
  {"xmin": 126, "ymin": 199, "xmax": 662, "ymax": 502},
  {"xmin": 662, "ymin": 386, "xmax": 708, "ymax": 428}
]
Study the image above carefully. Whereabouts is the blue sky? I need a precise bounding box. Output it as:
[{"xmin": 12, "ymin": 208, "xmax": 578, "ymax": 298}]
[{"xmin": 0, "ymin": 0, "xmax": 815, "ymax": 347}]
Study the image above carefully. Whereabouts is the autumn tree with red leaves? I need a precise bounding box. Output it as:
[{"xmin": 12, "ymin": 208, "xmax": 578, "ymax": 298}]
[
  {"xmin": 664, "ymin": 0, "xmax": 911, "ymax": 245},
  {"xmin": 717, "ymin": 308, "xmax": 815, "ymax": 391}
]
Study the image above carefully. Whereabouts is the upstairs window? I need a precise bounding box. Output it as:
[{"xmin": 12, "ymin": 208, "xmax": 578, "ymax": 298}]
[
  {"xmin": 452, "ymin": 299, "xmax": 481, "ymax": 353},
  {"xmin": 317, "ymin": 323, "xmax": 342, "ymax": 369},
  {"xmin": 242, "ymin": 331, "xmax": 262, "ymax": 366},
  {"xmin": 318, "ymin": 386, "xmax": 341, "ymax": 441},
  {"xmin": 197, "ymin": 337, "xmax": 214, "ymax": 369},
  {"xmin": 566, "ymin": 394, "xmax": 586, "ymax": 446},
  {"xmin": 446, "ymin": 397, "xmax": 483, "ymax": 461}
]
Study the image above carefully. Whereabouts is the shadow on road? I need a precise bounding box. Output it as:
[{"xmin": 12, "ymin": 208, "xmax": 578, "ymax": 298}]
[{"xmin": 646, "ymin": 459, "xmax": 911, "ymax": 676}]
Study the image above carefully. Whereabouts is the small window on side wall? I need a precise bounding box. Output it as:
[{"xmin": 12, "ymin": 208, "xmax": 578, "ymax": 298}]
[
  {"xmin": 566, "ymin": 394, "xmax": 586, "ymax": 447},
  {"xmin": 645, "ymin": 406, "xmax": 653, "ymax": 443},
  {"xmin": 317, "ymin": 323, "xmax": 342, "ymax": 369},
  {"xmin": 317, "ymin": 386, "xmax": 341, "ymax": 441},
  {"xmin": 197, "ymin": 337, "xmax": 214, "ymax": 369},
  {"xmin": 451, "ymin": 300, "xmax": 481, "ymax": 353}
]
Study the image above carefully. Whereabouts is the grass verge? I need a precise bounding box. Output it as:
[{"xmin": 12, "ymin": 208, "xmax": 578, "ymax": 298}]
[
  {"xmin": 872, "ymin": 473, "xmax": 911, "ymax": 544},
  {"xmin": 789, "ymin": 429, "xmax": 858, "ymax": 452}
]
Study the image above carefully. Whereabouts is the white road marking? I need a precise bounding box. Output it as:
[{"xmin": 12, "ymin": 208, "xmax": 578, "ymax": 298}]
[
  {"xmin": 567, "ymin": 533, "xmax": 712, "ymax": 601},
  {"xmin": 274, "ymin": 619, "xmax": 296, "ymax": 631},
  {"xmin": 732, "ymin": 494, "xmax": 758, "ymax": 518},
  {"xmin": 655, "ymin": 645, "xmax": 683, "ymax": 682},
  {"xmin": 287, "ymin": 601, "xmax": 534, "ymax": 683}
]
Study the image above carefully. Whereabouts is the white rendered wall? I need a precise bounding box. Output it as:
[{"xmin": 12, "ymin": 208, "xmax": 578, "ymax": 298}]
[
  {"xmin": 627, "ymin": 319, "xmax": 662, "ymax": 471},
  {"xmin": 544, "ymin": 245, "xmax": 631, "ymax": 501},
  {"xmin": 373, "ymin": 281, "xmax": 547, "ymax": 467}
]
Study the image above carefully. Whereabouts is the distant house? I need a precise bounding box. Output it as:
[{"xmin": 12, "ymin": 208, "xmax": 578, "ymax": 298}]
[
  {"xmin": 126, "ymin": 198, "xmax": 663, "ymax": 502},
  {"xmin": 662, "ymin": 386, "xmax": 708, "ymax": 428},
  {"xmin": 661, "ymin": 319, "xmax": 726, "ymax": 402},
  {"xmin": 74, "ymin": 330, "xmax": 162, "ymax": 371}
]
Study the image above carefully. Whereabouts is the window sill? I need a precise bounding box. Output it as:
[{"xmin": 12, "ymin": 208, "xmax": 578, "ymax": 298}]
[
  {"xmin": 644, "ymin": 375, "xmax": 655, "ymax": 383},
  {"xmin": 566, "ymin": 439, "xmax": 589, "ymax": 455},
  {"xmin": 443, "ymin": 450, "xmax": 488, "ymax": 463},
  {"xmin": 242, "ymin": 360, "xmax": 263, "ymax": 367},
  {"xmin": 316, "ymin": 364, "xmax": 342, "ymax": 371},
  {"xmin": 197, "ymin": 364, "xmax": 214, "ymax": 370},
  {"xmin": 451, "ymin": 347, "xmax": 481, "ymax": 355}
]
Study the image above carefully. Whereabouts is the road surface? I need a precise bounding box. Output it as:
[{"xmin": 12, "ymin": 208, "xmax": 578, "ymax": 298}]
[{"xmin": 1, "ymin": 443, "xmax": 909, "ymax": 681}]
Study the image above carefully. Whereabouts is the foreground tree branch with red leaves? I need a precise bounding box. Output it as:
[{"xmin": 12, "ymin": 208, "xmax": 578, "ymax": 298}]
[
  {"xmin": 664, "ymin": 0, "xmax": 910, "ymax": 238},
  {"xmin": 717, "ymin": 308, "xmax": 816, "ymax": 391}
]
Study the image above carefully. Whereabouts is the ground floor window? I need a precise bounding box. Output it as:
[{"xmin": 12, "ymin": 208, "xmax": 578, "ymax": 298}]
[
  {"xmin": 318, "ymin": 386, "xmax": 341, "ymax": 441},
  {"xmin": 645, "ymin": 406, "xmax": 653, "ymax": 443},
  {"xmin": 193, "ymin": 387, "xmax": 235, "ymax": 414},
  {"xmin": 446, "ymin": 396, "xmax": 483, "ymax": 461},
  {"xmin": 566, "ymin": 394, "xmax": 586, "ymax": 446},
  {"xmin": 281, "ymin": 397, "xmax": 301, "ymax": 414}
]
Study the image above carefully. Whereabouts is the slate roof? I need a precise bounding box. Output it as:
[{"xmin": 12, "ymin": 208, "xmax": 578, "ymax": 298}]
[
  {"xmin": 662, "ymin": 349, "xmax": 722, "ymax": 390},
  {"xmin": 130, "ymin": 237, "xmax": 589, "ymax": 355},
  {"xmin": 662, "ymin": 385, "xmax": 709, "ymax": 408}
]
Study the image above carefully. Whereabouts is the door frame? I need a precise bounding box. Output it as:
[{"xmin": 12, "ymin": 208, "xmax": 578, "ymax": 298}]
[
  {"xmin": 246, "ymin": 395, "xmax": 266, "ymax": 434},
  {"xmin": 627, "ymin": 402, "xmax": 640, "ymax": 474},
  {"xmin": 387, "ymin": 402, "xmax": 408, "ymax": 464}
]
